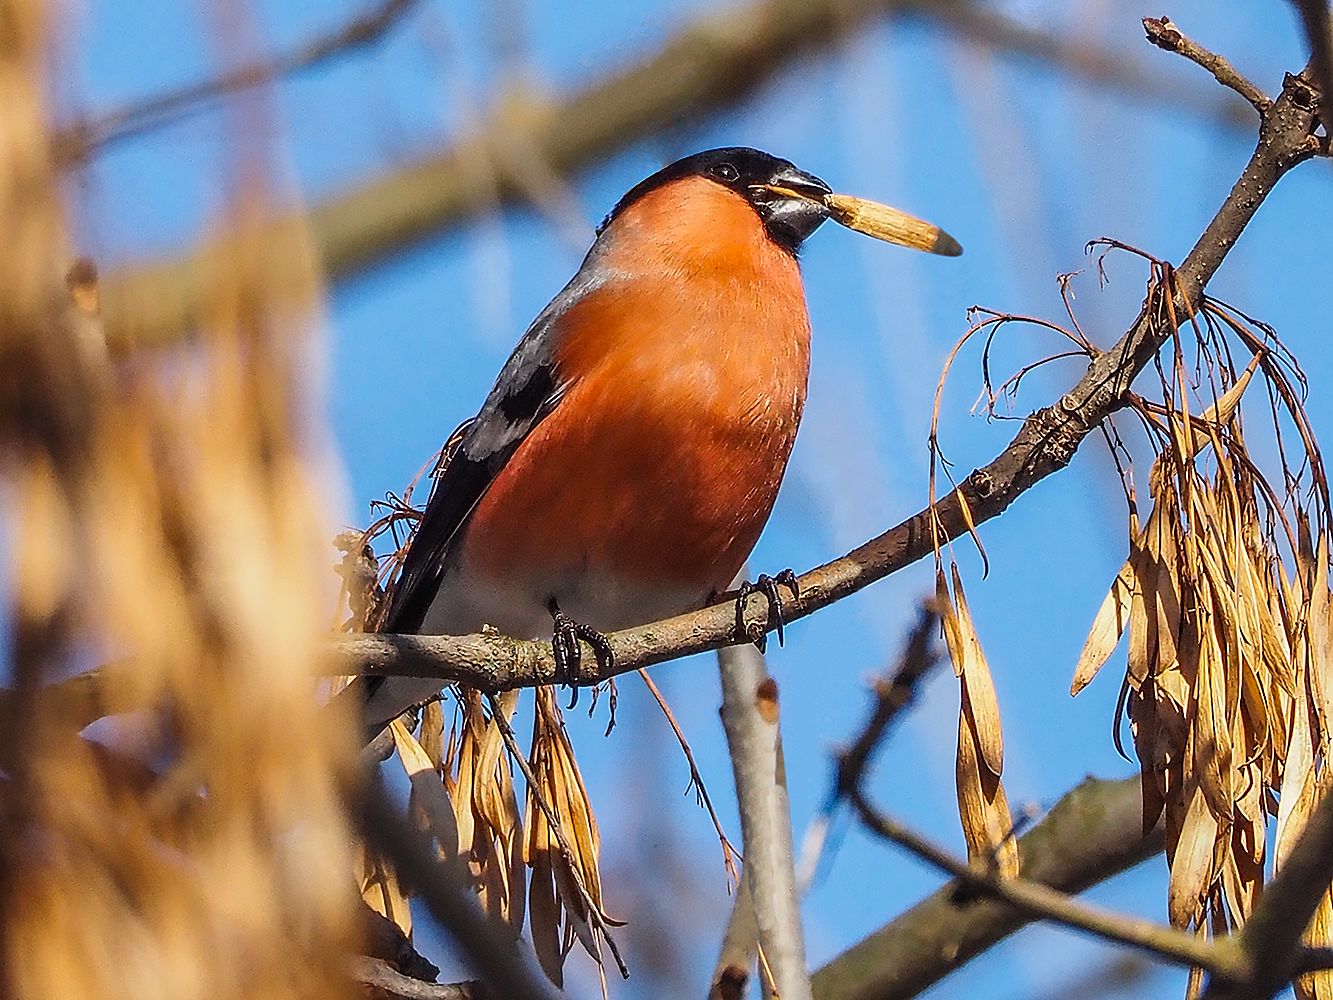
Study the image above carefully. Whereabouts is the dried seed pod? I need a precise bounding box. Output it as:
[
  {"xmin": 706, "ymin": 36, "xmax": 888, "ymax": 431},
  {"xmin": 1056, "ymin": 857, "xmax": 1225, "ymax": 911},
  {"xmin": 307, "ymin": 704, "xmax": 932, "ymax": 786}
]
[{"xmin": 824, "ymin": 192, "xmax": 963, "ymax": 256}]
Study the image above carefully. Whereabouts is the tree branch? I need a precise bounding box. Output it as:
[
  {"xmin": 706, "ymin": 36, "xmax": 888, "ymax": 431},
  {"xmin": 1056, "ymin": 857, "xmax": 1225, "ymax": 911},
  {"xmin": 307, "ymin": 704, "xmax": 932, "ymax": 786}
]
[
  {"xmin": 846, "ymin": 787, "xmax": 1246, "ymax": 979},
  {"xmin": 1142, "ymin": 16, "xmax": 1272, "ymax": 114},
  {"xmin": 317, "ymin": 59, "xmax": 1325, "ymax": 694},
  {"xmin": 56, "ymin": 0, "xmax": 424, "ymax": 164},
  {"xmin": 100, "ymin": 0, "xmax": 1255, "ymax": 351},
  {"xmin": 809, "ymin": 776, "xmax": 1163, "ymax": 1000},
  {"xmin": 353, "ymin": 958, "xmax": 482, "ymax": 1000},
  {"xmin": 718, "ymin": 639, "xmax": 810, "ymax": 1000},
  {"xmin": 936, "ymin": 6, "xmax": 1255, "ymax": 127}
]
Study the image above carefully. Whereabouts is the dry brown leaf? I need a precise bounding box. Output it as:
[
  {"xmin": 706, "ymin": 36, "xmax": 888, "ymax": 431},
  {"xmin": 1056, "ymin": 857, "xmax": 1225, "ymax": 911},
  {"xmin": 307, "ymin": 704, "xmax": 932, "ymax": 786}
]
[
  {"xmin": 526, "ymin": 807, "xmax": 563, "ymax": 987},
  {"xmin": 942, "ymin": 564, "xmax": 1004, "ymax": 775},
  {"xmin": 1071, "ymin": 558, "xmax": 1135, "ymax": 695},
  {"xmin": 1168, "ymin": 784, "xmax": 1220, "ymax": 929},
  {"xmin": 955, "ymin": 687, "xmax": 1019, "ymax": 879},
  {"xmin": 359, "ymin": 846, "xmax": 413, "ymax": 939},
  {"xmin": 392, "ymin": 719, "xmax": 462, "ymax": 861}
]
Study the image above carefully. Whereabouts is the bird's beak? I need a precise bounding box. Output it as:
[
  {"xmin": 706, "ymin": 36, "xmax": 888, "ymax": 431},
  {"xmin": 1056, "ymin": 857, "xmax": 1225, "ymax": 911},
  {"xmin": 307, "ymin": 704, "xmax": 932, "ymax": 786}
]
[
  {"xmin": 751, "ymin": 183, "xmax": 962, "ymax": 257},
  {"xmin": 747, "ymin": 167, "xmax": 834, "ymax": 248}
]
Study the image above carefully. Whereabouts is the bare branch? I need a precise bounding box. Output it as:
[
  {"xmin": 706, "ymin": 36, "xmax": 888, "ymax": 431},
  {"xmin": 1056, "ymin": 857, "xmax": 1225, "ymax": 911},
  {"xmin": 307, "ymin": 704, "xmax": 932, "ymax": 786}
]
[
  {"xmin": 846, "ymin": 786, "xmax": 1246, "ymax": 979},
  {"xmin": 809, "ymin": 777, "xmax": 1163, "ymax": 1000},
  {"xmin": 1143, "ymin": 16, "xmax": 1272, "ymax": 114},
  {"xmin": 938, "ymin": 7, "xmax": 1255, "ymax": 127},
  {"xmin": 24, "ymin": 61, "xmax": 1324, "ymax": 727},
  {"xmin": 833, "ymin": 606, "xmax": 941, "ymax": 803},
  {"xmin": 353, "ymin": 958, "xmax": 482, "ymax": 1000},
  {"xmin": 320, "ymin": 67, "xmax": 1326, "ymax": 695},
  {"xmin": 826, "ymin": 611, "xmax": 1252, "ymax": 986},
  {"xmin": 718, "ymin": 640, "xmax": 810, "ymax": 1000},
  {"xmin": 56, "ymin": 0, "xmax": 423, "ymax": 163},
  {"xmin": 100, "ymin": 0, "xmax": 1256, "ymax": 351}
]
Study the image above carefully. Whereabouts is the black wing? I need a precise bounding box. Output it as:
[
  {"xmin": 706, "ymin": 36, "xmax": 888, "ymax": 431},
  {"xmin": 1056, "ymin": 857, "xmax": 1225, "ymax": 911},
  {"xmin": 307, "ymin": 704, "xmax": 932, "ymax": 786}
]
[{"xmin": 379, "ymin": 265, "xmax": 606, "ymax": 635}]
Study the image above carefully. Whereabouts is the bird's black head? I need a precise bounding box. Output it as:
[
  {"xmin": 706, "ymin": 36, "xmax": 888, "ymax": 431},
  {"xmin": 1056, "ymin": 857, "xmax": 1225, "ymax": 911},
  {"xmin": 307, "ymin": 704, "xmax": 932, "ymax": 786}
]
[{"xmin": 598, "ymin": 147, "xmax": 833, "ymax": 255}]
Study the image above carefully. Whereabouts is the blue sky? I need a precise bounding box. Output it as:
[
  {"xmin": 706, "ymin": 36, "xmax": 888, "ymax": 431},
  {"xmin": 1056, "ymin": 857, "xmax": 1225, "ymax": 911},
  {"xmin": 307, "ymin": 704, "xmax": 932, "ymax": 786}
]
[{"xmin": 64, "ymin": 1, "xmax": 1333, "ymax": 996}]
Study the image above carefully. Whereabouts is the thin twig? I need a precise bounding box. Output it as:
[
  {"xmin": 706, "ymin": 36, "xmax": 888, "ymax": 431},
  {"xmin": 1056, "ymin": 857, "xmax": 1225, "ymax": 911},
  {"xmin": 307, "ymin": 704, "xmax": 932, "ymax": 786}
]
[
  {"xmin": 938, "ymin": 6, "xmax": 1254, "ymax": 128},
  {"xmin": 847, "ymin": 786, "xmax": 1249, "ymax": 979},
  {"xmin": 810, "ymin": 776, "xmax": 1163, "ymax": 999},
  {"xmin": 718, "ymin": 639, "xmax": 810, "ymax": 1000},
  {"xmin": 1143, "ymin": 16, "xmax": 1272, "ymax": 114},
  {"xmin": 55, "ymin": 0, "xmax": 423, "ymax": 163},
  {"xmin": 636, "ymin": 668, "xmax": 740, "ymax": 883},
  {"xmin": 829, "ymin": 607, "xmax": 1253, "ymax": 985}
]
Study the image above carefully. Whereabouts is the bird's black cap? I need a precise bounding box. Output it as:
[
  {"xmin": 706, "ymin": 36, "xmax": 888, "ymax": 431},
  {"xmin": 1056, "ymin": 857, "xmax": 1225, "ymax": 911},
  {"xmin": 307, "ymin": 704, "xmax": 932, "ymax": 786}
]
[{"xmin": 598, "ymin": 147, "xmax": 832, "ymax": 255}]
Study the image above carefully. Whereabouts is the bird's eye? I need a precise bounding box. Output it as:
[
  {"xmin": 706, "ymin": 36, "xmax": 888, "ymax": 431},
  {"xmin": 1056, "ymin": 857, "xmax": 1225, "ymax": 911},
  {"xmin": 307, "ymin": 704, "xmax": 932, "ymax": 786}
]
[{"xmin": 711, "ymin": 162, "xmax": 740, "ymax": 182}]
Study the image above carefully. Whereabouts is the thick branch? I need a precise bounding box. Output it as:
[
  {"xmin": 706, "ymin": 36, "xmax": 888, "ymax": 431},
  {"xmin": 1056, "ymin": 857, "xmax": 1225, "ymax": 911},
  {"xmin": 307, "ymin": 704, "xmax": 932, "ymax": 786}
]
[
  {"xmin": 718, "ymin": 641, "xmax": 810, "ymax": 1000},
  {"xmin": 809, "ymin": 776, "xmax": 1163, "ymax": 1000},
  {"xmin": 100, "ymin": 0, "xmax": 1253, "ymax": 350}
]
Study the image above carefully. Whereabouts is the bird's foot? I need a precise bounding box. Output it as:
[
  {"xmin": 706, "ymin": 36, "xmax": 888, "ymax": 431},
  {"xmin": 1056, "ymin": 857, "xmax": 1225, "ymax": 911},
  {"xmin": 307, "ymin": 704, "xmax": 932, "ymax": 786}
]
[
  {"xmin": 734, "ymin": 569, "xmax": 800, "ymax": 653},
  {"xmin": 548, "ymin": 598, "xmax": 614, "ymax": 710}
]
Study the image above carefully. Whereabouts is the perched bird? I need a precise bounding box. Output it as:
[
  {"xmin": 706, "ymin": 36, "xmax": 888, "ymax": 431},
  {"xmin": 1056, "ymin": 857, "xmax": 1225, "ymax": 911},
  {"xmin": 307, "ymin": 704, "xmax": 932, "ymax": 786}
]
[{"xmin": 360, "ymin": 147, "xmax": 959, "ymax": 733}]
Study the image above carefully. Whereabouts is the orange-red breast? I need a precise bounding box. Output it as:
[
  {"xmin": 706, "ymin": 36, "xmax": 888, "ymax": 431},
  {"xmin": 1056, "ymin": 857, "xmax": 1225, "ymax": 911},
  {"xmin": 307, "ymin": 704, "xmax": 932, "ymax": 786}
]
[{"xmin": 362, "ymin": 148, "xmax": 945, "ymax": 730}]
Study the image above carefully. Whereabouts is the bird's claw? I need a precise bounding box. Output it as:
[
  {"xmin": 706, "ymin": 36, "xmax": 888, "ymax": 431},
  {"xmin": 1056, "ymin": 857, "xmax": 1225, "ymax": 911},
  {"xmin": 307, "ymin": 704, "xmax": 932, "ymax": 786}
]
[
  {"xmin": 548, "ymin": 599, "xmax": 614, "ymax": 710},
  {"xmin": 734, "ymin": 569, "xmax": 800, "ymax": 653}
]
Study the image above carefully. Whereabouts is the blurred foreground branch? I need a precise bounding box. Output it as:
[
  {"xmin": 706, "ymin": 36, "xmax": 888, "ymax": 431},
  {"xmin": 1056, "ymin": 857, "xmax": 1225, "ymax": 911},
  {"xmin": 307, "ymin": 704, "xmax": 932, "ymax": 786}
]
[
  {"xmin": 352, "ymin": 776, "xmax": 560, "ymax": 1000},
  {"xmin": 101, "ymin": 0, "xmax": 1254, "ymax": 350}
]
